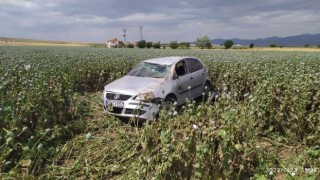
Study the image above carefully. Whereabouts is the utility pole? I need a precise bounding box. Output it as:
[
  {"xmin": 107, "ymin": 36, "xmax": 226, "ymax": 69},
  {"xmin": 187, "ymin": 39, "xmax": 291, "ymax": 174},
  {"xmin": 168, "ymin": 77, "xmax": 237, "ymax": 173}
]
[
  {"xmin": 123, "ymin": 29, "xmax": 126, "ymax": 43},
  {"xmin": 139, "ymin": 26, "xmax": 143, "ymax": 40}
]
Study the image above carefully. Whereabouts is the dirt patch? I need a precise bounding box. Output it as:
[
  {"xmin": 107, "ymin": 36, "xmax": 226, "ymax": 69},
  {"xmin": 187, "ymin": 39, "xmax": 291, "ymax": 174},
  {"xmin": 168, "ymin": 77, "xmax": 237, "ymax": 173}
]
[{"xmin": 0, "ymin": 42, "xmax": 91, "ymax": 47}]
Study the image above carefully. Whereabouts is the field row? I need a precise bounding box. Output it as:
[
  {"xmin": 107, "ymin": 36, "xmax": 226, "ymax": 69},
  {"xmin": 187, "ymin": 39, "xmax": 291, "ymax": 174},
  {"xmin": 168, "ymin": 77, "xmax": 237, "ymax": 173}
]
[{"xmin": 0, "ymin": 47, "xmax": 319, "ymax": 178}]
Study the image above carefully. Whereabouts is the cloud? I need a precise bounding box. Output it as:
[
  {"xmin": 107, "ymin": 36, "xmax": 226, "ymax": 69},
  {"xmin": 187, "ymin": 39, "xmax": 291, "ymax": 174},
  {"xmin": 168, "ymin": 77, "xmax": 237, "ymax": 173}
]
[
  {"xmin": 0, "ymin": 0, "xmax": 39, "ymax": 9},
  {"xmin": 119, "ymin": 13, "xmax": 168, "ymax": 22},
  {"xmin": 0, "ymin": 0, "xmax": 319, "ymax": 42}
]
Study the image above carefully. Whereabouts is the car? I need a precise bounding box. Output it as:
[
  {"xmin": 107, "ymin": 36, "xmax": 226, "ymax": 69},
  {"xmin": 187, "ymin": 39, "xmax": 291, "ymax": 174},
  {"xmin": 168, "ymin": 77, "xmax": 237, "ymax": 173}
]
[{"xmin": 102, "ymin": 56, "xmax": 212, "ymax": 120}]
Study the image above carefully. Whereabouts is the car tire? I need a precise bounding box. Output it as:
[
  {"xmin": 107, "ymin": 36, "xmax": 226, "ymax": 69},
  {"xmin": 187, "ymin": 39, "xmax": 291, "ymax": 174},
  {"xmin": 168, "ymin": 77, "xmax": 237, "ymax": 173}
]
[
  {"xmin": 163, "ymin": 95, "xmax": 177, "ymax": 115},
  {"xmin": 204, "ymin": 81, "xmax": 218, "ymax": 104},
  {"xmin": 203, "ymin": 82, "xmax": 212, "ymax": 100}
]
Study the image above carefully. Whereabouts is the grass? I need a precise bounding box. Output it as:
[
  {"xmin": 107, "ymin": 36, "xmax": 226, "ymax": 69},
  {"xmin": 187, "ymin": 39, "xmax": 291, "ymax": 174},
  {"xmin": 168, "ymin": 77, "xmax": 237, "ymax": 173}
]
[
  {"xmin": 34, "ymin": 92, "xmax": 141, "ymax": 179},
  {"xmin": 0, "ymin": 46, "xmax": 319, "ymax": 179}
]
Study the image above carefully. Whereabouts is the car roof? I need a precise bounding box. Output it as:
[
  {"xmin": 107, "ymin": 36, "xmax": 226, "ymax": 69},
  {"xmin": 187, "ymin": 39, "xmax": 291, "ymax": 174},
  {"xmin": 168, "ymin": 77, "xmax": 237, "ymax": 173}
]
[{"xmin": 143, "ymin": 56, "xmax": 196, "ymax": 66}]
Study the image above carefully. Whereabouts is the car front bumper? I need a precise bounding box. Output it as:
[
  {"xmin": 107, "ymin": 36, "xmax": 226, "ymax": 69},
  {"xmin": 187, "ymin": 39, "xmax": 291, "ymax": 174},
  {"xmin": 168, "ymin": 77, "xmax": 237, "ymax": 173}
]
[{"xmin": 102, "ymin": 91, "xmax": 160, "ymax": 120}]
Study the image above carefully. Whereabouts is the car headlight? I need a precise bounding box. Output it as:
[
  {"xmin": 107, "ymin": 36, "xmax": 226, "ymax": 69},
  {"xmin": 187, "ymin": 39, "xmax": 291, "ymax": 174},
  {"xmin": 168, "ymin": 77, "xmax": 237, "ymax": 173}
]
[{"xmin": 135, "ymin": 91, "xmax": 155, "ymax": 102}]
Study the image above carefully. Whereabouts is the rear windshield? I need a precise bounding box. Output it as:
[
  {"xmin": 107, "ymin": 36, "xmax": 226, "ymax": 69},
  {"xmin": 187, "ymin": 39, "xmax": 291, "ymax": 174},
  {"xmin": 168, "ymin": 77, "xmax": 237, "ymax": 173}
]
[{"xmin": 128, "ymin": 62, "xmax": 171, "ymax": 78}]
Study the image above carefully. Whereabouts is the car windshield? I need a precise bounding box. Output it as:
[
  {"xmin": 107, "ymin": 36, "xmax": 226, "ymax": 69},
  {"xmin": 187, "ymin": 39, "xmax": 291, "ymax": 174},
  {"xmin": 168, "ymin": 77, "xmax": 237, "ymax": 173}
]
[{"xmin": 128, "ymin": 62, "xmax": 171, "ymax": 78}]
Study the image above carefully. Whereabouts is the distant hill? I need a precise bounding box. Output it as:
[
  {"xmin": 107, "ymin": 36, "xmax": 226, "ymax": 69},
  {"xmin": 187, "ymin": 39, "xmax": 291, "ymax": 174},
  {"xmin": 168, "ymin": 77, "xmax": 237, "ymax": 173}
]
[{"xmin": 212, "ymin": 34, "xmax": 320, "ymax": 47}]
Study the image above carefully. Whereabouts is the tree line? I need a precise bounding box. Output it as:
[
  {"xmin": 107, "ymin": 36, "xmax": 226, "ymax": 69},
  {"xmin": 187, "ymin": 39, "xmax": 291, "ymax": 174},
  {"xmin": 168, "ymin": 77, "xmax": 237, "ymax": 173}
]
[
  {"xmin": 122, "ymin": 39, "xmax": 320, "ymax": 49},
  {"xmin": 119, "ymin": 36, "xmax": 260, "ymax": 49}
]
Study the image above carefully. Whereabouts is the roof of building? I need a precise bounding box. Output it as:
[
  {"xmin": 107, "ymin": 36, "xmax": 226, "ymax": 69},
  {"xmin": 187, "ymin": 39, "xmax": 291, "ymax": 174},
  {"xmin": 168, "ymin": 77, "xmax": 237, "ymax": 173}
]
[{"xmin": 107, "ymin": 38, "xmax": 118, "ymax": 43}]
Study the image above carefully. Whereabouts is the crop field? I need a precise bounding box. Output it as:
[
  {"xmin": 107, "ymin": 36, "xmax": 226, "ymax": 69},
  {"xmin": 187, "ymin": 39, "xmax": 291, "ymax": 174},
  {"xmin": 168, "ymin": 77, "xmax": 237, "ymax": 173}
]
[{"xmin": 0, "ymin": 46, "xmax": 319, "ymax": 179}]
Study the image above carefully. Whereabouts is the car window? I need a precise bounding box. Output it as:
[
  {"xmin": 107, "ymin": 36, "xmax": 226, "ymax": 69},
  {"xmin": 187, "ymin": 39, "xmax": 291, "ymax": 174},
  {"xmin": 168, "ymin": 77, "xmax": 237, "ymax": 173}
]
[
  {"xmin": 175, "ymin": 61, "xmax": 188, "ymax": 76},
  {"xmin": 185, "ymin": 58, "xmax": 204, "ymax": 73},
  {"xmin": 128, "ymin": 62, "xmax": 171, "ymax": 78}
]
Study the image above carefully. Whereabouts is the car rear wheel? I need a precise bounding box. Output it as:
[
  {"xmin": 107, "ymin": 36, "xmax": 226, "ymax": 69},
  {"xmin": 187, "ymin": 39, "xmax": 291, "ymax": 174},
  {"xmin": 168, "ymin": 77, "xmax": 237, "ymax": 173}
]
[
  {"xmin": 203, "ymin": 82, "xmax": 212, "ymax": 100},
  {"xmin": 204, "ymin": 81, "xmax": 218, "ymax": 104}
]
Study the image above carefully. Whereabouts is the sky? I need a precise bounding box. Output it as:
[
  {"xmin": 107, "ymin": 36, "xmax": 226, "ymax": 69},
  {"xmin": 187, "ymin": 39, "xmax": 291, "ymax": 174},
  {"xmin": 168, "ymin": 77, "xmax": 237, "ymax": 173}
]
[{"xmin": 0, "ymin": 0, "xmax": 319, "ymax": 43}]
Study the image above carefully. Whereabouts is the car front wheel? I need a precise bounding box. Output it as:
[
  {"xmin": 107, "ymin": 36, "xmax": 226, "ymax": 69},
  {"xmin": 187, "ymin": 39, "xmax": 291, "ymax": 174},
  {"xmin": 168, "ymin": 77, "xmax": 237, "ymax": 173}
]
[{"xmin": 164, "ymin": 96, "xmax": 176, "ymax": 112}]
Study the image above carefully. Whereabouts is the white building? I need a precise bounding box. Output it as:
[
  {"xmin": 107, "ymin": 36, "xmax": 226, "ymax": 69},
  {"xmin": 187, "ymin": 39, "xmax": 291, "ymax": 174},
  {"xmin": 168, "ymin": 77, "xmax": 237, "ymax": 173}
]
[{"xmin": 106, "ymin": 38, "xmax": 119, "ymax": 48}]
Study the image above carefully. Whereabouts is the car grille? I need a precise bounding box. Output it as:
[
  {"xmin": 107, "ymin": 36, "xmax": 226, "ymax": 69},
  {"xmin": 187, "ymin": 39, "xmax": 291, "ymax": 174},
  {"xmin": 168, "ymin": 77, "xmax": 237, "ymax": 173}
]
[
  {"xmin": 107, "ymin": 108, "xmax": 146, "ymax": 116},
  {"xmin": 124, "ymin": 108, "xmax": 146, "ymax": 115},
  {"xmin": 106, "ymin": 93, "xmax": 132, "ymax": 101},
  {"xmin": 110, "ymin": 107, "xmax": 123, "ymax": 114}
]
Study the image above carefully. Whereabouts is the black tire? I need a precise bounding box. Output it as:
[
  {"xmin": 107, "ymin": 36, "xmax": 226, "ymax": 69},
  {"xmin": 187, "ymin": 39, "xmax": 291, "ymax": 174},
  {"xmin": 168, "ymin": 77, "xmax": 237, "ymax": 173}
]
[
  {"xmin": 164, "ymin": 96, "xmax": 176, "ymax": 112},
  {"xmin": 203, "ymin": 81, "xmax": 212, "ymax": 100}
]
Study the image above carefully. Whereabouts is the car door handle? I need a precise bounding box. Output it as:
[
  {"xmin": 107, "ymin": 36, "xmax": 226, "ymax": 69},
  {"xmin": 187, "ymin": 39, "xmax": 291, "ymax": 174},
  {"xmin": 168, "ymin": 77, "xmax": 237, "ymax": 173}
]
[{"xmin": 190, "ymin": 77, "xmax": 194, "ymax": 80}]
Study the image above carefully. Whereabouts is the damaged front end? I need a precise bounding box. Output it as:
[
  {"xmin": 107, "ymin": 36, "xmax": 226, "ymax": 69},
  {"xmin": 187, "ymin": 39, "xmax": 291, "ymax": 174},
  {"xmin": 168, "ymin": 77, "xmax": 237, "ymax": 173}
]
[
  {"xmin": 134, "ymin": 90, "xmax": 164, "ymax": 104},
  {"xmin": 102, "ymin": 62, "xmax": 171, "ymax": 121},
  {"xmin": 102, "ymin": 89, "xmax": 161, "ymax": 121}
]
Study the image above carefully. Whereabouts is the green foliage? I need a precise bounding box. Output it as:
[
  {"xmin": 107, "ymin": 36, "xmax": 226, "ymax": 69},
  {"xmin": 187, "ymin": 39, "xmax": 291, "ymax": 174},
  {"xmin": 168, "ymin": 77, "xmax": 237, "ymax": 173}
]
[
  {"xmin": 0, "ymin": 47, "xmax": 137, "ymax": 175},
  {"xmin": 146, "ymin": 42, "xmax": 153, "ymax": 49},
  {"xmin": 196, "ymin": 35, "xmax": 212, "ymax": 49},
  {"xmin": 1, "ymin": 47, "xmax": 320, "ymax": 179},
  {"xmin": 249, "ymin": 43, "xmax": 254, "ymax": 48},
  {"xmin": 304, "ymin": 44, "xmax": 310, "ymax": 47},
  {"xmin": 127, "ymin": 43, "xmax": 134, "ymax": 48},
  {"xmin": 118, "ymin": 41, "xmax": 124, "ymax": 48},
  {"xmin": 137, "ymin": 40, "xmax": 146, "ymax": 48},
  {"xmin": 169, "ymin": 40, "xmax": 179, "ymax": 49},
  {"xmin": 180, "ymin": 42, "xmax": 190, "ymax": 49},
  {"xmin": 153, "ymin": 41, "xmax": 161, "ymax": 49},
  {"xmin": 270, "ymin": 43, "xmax": 277, "ymax": 47},
  {"xmin": 224, "ymin": 40, "xmax": 234, "ymax": 49}
]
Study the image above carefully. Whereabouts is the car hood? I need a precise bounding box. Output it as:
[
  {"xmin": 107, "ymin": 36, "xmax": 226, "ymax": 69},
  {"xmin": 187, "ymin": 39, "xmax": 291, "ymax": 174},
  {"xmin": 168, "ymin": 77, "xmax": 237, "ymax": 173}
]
[{"xmin": 104, "ymin": 75, "xmax": 166, "ymax": 96}]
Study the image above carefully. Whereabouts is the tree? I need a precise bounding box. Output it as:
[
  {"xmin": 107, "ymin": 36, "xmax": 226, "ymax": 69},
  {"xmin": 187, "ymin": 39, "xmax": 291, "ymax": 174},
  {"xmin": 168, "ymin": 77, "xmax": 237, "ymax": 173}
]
[
  {"xmin": 196, "ymin": 35, "xmax": 212, "ymax": 49},
  {"xmin": 180, "ymin": 42, "xmax": 190, "ymax": 49},
  {"xmin": 137, "ymin": 40, "xmax": 146, "ymax": 48},
  {"xmin": 153, "ymin": 41, "xmax": 161, "ymax": 49},
  {"xmin": 304, "ymin": 44, "xmax": 310, "ymax": 47},
  {"xmin": 127, "ymin": 43, "xmax": 134, "ymax": 48},
  {"xmin": 249, "ymin": 43, "xmax": 254, "ymax": 48},
  {"xmin": 118, "ymin": 41, "xmax": 124, "ymax": 48},
  {"xmin": 224, "ymin": 40, "xmax": 234, "ymax": 49},
  {"xmin": 270, "ymin": 43, "xmax": 277, "ymax": 47},
  {"xmin": 169, "ymin": 40, "xmax": 179, "ymax": 49},
  {"xmin": 146, "ymin": 42, "xmax": 153, "ymax": 48}
]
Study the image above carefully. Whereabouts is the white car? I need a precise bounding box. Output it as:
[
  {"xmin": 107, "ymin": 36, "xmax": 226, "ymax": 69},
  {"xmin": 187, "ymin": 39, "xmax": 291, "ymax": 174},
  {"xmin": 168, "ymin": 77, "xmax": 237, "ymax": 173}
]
[{"xmin": 102, "ymin": 56, "xmax": 212, "ymax": 120}]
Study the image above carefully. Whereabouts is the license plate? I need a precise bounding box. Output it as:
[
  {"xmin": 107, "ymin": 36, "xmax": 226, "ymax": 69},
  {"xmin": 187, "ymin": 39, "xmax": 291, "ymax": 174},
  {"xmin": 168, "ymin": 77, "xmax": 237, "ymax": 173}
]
[{"xmin": 109, "ymin": 100, "xmax": 124, "ymax": 107}]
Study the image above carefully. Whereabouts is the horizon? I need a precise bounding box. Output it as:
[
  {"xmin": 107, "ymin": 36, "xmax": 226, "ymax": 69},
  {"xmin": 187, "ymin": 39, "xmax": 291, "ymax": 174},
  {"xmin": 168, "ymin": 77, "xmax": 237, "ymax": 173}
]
[
  {"xmin": 1, "ymin": 33, "xmax": 319, "ymax": 44},
  {"xmin": 1, "ymin": 0, "xmax": 319, "ymax": 43}
]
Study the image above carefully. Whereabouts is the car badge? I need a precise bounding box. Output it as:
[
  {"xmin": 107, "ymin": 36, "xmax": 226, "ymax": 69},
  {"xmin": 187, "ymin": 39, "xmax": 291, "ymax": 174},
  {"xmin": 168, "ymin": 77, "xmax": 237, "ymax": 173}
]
[{"xmin": 114, "ymin": 93, "xmax": 120, "ymax": 100}]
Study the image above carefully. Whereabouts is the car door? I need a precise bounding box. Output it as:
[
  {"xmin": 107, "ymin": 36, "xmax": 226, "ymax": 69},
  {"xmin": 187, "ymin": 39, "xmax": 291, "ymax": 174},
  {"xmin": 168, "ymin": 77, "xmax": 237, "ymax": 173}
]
[
  {"xmin": 173, "ymin": 60, "xmax": 193, "ymax": 105},
  {"xmin": 184, "ymin": 58, "xmax": 205, "ymax": 98}
]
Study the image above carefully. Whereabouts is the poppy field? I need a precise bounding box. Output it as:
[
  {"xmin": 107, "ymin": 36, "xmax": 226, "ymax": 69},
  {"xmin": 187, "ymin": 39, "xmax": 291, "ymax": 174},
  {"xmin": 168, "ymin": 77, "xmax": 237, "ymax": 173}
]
[{"xmin": 0, "ymin": 46, "xmax": 319, "ymax": 179}]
